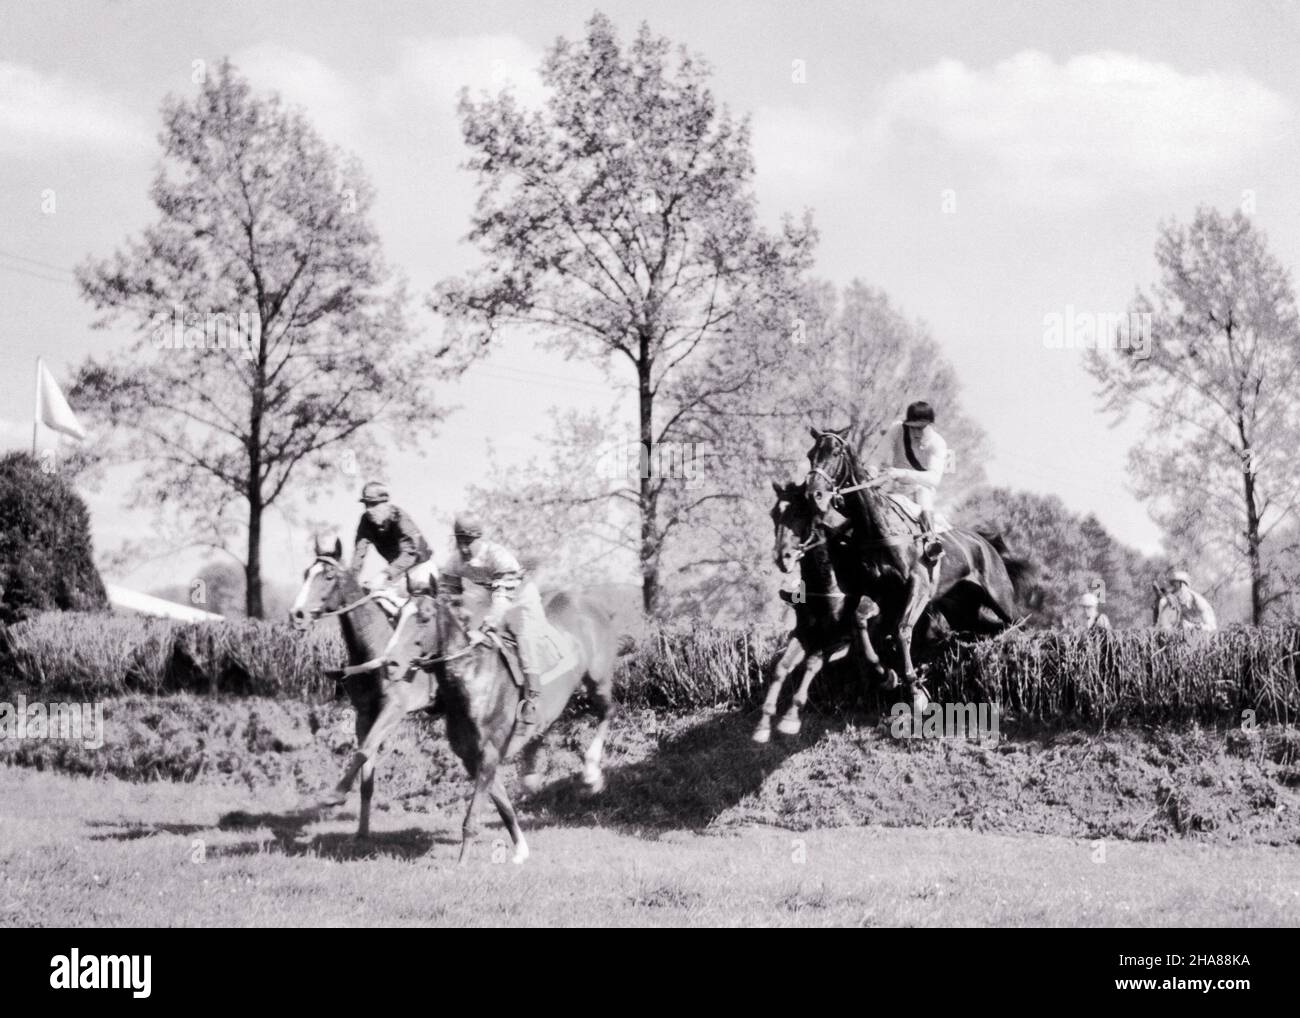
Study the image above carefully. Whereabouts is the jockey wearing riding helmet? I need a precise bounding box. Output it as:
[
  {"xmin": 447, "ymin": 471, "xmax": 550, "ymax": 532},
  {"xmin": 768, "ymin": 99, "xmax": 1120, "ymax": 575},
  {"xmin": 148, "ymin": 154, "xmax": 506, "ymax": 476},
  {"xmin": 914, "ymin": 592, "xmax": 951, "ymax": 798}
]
[
  {"xmin": 441, "ymin": 513, "xmax": 545, "ymax": 730},
  {"xmin": 881, "ymin": 400, "xmax": 948, "ymax": 535},
  {"xmin": 349, "ymin": 482, "xmax": 434, "ymax": 597},
  {"xmin": 1166, "ymin": 569, "xmax": 1217, "ymax": 632}
]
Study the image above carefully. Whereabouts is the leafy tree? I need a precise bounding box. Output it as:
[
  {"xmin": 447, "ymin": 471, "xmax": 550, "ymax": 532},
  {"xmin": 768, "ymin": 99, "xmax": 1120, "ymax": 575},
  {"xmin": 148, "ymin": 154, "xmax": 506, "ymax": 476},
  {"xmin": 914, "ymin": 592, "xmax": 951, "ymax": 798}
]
[
  {"xmin": 1086, "ymin": 207, "xmax": 1300, "ymax": 623},
  {"xmin": 72, "ymin": 59, "xmax": 441, "ymax": 617},
  {"xmin": 433, "ymin": 13, "xmax": 815, "ymax": 617},
  {"xmin": 0, "ymin": 452, "xmax": 108, "ymax": 624}
]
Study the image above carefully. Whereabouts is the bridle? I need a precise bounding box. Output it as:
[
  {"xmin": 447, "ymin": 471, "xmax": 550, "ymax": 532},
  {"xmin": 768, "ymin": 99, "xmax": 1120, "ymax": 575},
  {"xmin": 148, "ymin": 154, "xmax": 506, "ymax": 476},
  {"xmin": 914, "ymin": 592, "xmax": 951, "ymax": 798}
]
[
  {"xmin": 805, "ymin": 431, "xmax": 914, "ymax": 552},
  {"xmin": 805, "ymin": 431, "xmax": 885, "ymax": 502},
  {"xmin": 407, "ymin": 594, "xmax": 482, "ymax": 673},
  {"xmin": 774, "ymin": 496, "xmax": 845, "ymax": 601},
  {"xmin": 302, "ymin": 556, "xmax": 385, "ymax": 621}
]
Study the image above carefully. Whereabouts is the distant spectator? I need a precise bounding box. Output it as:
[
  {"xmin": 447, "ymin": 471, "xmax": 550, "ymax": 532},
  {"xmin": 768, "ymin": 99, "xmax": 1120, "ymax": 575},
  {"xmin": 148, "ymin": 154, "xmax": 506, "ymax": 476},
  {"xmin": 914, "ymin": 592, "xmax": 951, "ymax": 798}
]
[
  {"xmin": 1166, "ymin": 569, "xmax": 1217, "ymax": 632},
  {"xmin": 1079, "ymin": 591, "xmax": 1111, "ymax": 630}
]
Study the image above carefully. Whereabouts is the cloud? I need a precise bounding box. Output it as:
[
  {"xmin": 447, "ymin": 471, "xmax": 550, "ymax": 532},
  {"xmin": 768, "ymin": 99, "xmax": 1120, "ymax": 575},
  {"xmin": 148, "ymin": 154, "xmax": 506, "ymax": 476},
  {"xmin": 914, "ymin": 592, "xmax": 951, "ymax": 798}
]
[
  {"xmin": 0, "ymin": 61, "xmax": 152, "ymax": 154},
  {"xmin": 753, "ymin": 105, "xmax": 859, "ymax": 195},
  {"xmin": 230, "ymin": 44, "xmax": 367, "ymax": 151},
  {"xmin": 868, "ymin": 51, "xmax": 1292, "ymax": 203},
  {"xmin": 385, "ymin": 35, "xmax": 547, "ymax": 112}
]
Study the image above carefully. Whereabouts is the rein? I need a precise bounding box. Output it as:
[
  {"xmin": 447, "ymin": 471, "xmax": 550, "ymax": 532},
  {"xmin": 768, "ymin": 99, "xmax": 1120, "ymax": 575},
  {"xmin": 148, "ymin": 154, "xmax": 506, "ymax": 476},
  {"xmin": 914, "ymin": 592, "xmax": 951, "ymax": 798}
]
[{"xmin": 806, "ymin": 433, "xmax": 912, "ymax": 550}]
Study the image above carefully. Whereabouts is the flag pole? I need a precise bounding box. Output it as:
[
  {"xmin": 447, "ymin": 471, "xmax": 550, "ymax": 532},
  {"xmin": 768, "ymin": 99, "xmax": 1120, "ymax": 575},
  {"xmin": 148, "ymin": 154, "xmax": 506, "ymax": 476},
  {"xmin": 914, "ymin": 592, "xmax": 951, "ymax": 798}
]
[{"xmin": 32, "ymin": 357, "xmax": 41, "ymax": 457}]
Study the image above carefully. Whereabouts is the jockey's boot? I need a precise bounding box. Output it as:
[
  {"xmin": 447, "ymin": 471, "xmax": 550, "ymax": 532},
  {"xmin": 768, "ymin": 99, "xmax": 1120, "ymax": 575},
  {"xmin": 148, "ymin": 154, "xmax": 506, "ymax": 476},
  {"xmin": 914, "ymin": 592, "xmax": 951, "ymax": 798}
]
[{"xmin": 517, "ymin": 671, "xmax": 542, "ymax": 732}]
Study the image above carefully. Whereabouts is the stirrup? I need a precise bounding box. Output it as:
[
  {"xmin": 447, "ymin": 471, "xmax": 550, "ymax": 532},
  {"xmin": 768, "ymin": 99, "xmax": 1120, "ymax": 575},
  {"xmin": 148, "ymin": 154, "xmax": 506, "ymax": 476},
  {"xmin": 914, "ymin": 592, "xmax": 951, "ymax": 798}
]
[{"xmin": 518, "ymin": 695, "xmax": 540, "ymax": 726}]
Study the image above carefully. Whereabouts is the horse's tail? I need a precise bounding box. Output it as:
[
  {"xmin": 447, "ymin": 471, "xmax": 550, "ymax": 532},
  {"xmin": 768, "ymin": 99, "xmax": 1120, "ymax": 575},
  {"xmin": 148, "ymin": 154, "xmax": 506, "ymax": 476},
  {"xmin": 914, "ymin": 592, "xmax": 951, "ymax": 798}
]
[{"xmin": 978, "ymin": 530, "xmax": 1037, "ymax": 601}]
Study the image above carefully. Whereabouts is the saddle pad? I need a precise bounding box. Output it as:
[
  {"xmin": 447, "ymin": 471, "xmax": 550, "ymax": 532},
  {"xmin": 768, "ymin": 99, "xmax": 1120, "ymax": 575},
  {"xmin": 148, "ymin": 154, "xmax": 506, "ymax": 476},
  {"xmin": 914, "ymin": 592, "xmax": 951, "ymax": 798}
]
[
  {"xmin": 883, "ymin": 493, "xmax": 951, "ymax": 534},
  {"xmin": 490, "ymin": 623, "xmax": 580, "ymax": 688}
]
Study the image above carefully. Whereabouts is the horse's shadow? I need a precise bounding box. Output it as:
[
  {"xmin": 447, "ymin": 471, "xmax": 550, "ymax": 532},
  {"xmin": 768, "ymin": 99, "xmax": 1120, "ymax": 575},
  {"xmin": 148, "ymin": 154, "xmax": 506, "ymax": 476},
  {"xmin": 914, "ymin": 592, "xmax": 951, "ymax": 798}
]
[
  {"xmin": 524, "ymin": 704, "xmax": 851, "ymax": 834},
  {"xmin": 91, "ymin": 807, "xmax": 459, "ymax": 862}
]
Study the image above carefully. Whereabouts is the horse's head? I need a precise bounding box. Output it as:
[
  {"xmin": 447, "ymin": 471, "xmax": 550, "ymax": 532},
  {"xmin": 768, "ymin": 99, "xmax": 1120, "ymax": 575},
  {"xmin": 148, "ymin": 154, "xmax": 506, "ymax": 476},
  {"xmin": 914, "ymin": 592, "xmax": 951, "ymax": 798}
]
[
  {"xmin": 289, "ymin": 536, "xmax": 353, "ymax": 630},
  {"xmin": 383, "ymin": 582, "xmax": 488, "ymax": 680},
  {"xmin": 383, "ymin": 592, "xmax": 442, "ymax": 677},
  {"xmin": 770, "ymin": 480, "xmax": 817, "ymax": 573},
  {"xmin": 805, "ymin": 425, "xmax": 865, "ymax": 515}
]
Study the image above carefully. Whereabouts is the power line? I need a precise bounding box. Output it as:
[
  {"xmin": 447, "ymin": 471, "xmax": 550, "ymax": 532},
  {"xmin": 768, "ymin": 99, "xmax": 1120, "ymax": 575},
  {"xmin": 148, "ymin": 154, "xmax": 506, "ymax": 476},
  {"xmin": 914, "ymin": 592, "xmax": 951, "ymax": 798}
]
[
  {"xmin": 0, "ymin": 248, "xmax": 76, "ymax": 276},
  {"xmin": 0, "ymin": 261, "xmax": 78, "ymax": 287}
]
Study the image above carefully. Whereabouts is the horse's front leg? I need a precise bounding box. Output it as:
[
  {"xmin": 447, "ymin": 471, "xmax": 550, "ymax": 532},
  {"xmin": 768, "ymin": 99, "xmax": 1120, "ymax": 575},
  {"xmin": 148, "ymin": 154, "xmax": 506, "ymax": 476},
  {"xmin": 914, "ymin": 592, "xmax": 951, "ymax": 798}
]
[
  {"xmin": 850, "ymin": 595, "xmax": 887, "ymax": 685},
  {"xmin": 778, "ymin": 651, "xmax": 825, "ymax": 737},
  {"xmin": 754, "ymin": 635, "xmax": 807, "ymax": 744}
]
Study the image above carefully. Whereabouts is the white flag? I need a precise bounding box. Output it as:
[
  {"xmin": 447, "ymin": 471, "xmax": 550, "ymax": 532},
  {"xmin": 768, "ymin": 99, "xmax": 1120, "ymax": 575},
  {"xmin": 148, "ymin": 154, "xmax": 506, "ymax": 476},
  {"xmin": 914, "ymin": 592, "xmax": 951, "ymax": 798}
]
[{"xmin": 36, "ymin": 359, "xmax": 87, "ymax": 442}]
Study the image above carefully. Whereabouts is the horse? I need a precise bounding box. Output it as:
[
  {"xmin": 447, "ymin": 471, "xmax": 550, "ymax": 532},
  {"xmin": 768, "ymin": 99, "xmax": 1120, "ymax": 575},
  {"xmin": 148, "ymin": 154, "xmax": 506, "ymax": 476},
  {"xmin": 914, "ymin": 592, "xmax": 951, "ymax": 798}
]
[
  {"xmin": 755, "ymin": 481, "xmax": 958, "ymax": 743},
  {"xmin": 289, "ymin": 536, "xmax": 436, "ymax": 839},
  {"xmin": 753, "ymin": 481, "xmax": 884, "ymax": 743},
  {"xmin": 804, "ymin": 426, "xmax": 1032, "ymax": 706},
  {"xmin": 382, "ymin": 585, "xmax": 622, "ymax": 864}
]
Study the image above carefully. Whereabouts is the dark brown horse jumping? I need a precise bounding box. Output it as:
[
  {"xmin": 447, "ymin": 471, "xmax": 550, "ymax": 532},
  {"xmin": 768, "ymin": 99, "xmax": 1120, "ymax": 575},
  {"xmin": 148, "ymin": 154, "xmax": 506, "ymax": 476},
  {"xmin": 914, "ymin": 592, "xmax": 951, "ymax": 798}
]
[
  {"xmin": 804, "ymin": 426, "xmax": 1031, "ymax": 707},
  {"xmin": 754, "ymin": 482, "xmax": 880, "ymax": 742}
]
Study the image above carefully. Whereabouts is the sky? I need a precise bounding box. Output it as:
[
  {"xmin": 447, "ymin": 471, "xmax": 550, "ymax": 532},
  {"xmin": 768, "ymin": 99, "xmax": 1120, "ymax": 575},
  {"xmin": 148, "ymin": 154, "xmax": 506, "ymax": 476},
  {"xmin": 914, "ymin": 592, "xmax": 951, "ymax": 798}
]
[{"xmin": 3, "ymin": 0, "xmax": 1300, "ymax": 598}]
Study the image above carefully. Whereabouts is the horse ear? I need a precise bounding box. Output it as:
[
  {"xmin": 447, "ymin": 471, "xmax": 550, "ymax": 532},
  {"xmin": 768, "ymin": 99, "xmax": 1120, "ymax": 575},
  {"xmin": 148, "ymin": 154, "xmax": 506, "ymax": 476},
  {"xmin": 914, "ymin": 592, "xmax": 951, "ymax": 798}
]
[
  {"xmin": 772, "ymin": 481, "xmax": 786, "ymax": 497},
  {"xmin": 835, "ymin": 425, "xmax": 851, "ymax": 438},
  {"xmin": 809, "ymin": 427, "xmax": 822, "ymax": 440},
  {"xmin": 332, "ymin": 537, "xmax": 343, "ymax": 560},
  {"xmin": 312, "ymin": 534, "xmax": 322, "ymax": 557}
]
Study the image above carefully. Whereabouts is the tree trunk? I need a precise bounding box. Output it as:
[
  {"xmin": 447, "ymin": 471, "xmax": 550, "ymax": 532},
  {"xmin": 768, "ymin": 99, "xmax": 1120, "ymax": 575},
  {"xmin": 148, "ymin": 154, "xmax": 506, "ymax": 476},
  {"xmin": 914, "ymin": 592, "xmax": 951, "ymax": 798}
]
[
  {"xmin": 245, "ymin": 330, "xmax": 266, "ymax": 619},
  {"xmin": 638, "ymin": 332, "xmax": 659, "ymax": 618},
  {"xmin": 1242, "ymin": 454, "xmax": 1264, "ymax": 625},
  {"xmin": 245, "ymin": 495, "xmax": 264, "ymax": 619}
]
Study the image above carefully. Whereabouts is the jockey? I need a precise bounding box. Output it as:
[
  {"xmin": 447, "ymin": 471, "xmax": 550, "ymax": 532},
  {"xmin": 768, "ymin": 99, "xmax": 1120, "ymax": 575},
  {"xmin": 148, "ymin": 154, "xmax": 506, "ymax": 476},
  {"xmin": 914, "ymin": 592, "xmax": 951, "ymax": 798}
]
[
  {"xmin": 1166, "ymin": 569, "xmax": 1217, "ymax": 632},
  {"xmin": 348, "ymin": 482, "xmax": 434, "ymax": 600},
  {"xmin": 1079, "ymin": 591, "xmax": 1111, "ymax": 630},
  {"xmin": 881, "ymin": 400, "xmax": 948, "ymax": 535},
  {"xmin": 441, "ymin": 513, "xmax": 544, "ymax": 730}
]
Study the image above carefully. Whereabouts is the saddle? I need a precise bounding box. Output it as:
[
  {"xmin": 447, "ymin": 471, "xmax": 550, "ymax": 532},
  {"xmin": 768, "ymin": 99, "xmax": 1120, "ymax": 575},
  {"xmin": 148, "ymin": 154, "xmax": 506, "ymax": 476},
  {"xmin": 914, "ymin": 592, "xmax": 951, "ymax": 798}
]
[
  {"xmin": 483, "ymin": 622, "xmax": 579, "ymax": 692},
  {"xmin": 879, "ymin": 492, "xmax": 951, "ymax": 537}
]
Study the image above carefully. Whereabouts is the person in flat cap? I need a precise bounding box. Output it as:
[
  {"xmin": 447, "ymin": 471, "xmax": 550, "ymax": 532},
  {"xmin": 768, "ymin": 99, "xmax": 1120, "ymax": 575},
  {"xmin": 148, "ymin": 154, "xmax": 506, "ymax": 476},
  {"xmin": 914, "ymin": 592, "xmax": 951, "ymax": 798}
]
[
  {"xmin": 1165, "ymin": 569, "xmax": 1217, "ymax": 632},
  {"xmin": 348, "ymin": 481, "xmax": 433, "ymax": 599},
  {"xmin": 1078, "ymin": 590, "xmax": 1111, "ymax": 630},
  {"xmin": 880, "ymin": 400, "xmax": 949, "ymax": 536}
]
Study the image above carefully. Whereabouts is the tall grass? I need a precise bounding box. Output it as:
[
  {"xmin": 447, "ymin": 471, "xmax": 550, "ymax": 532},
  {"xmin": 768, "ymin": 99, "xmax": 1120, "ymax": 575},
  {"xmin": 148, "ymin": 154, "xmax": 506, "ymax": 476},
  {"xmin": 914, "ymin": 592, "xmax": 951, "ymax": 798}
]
[
  {"xmin": 2, "ymin": 613, "xmax": 1298, "ymax": 725},
  {"xmin": 0, "ymin": 613, "xmax": 343, "ymax": 699}
]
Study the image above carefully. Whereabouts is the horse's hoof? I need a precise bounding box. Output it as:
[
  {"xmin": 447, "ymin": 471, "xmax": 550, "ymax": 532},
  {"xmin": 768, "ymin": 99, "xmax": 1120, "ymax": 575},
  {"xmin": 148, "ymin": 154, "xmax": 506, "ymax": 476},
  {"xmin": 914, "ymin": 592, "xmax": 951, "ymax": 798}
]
[
  {"xmin": 911, "ymin": 688, "xmax": 930, "ymax": 714},
  {"xmin": 583, "ymin": 769, "xmax": 605, "ymax": 794},
  {"xmin": 512, "ymin": 842, "xmax": 530, "ymax": 865},
  {"xmin": 752, "ymin": 725, "xmax": 772, "ymax": 744},
  {"xmin": 315, "ymin": 789, "xmax": 347, "ymax": 810},
  {"xmin": 776, "ymin": 717, "xmax": 802, "ymax": 737},
  {"xmin": 521, "ymin": 772, "xmax": 544, "ymax": 794}
]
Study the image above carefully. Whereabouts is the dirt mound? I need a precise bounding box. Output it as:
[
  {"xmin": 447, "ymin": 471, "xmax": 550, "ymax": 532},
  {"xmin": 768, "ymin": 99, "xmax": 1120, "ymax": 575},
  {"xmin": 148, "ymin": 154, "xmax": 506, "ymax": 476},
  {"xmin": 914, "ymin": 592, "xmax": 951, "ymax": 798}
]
[{"xmin": 2, "ymin": 697, "xmax": 1296, "ymax": 846}]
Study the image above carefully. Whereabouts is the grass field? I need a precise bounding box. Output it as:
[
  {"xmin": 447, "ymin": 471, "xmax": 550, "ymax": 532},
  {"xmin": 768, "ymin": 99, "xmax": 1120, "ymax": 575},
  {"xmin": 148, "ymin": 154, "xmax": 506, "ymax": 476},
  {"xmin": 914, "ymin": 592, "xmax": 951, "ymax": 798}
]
[{"xmin": 3, "ymin": 733, "xmax": 1299, "ymax": 927}]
